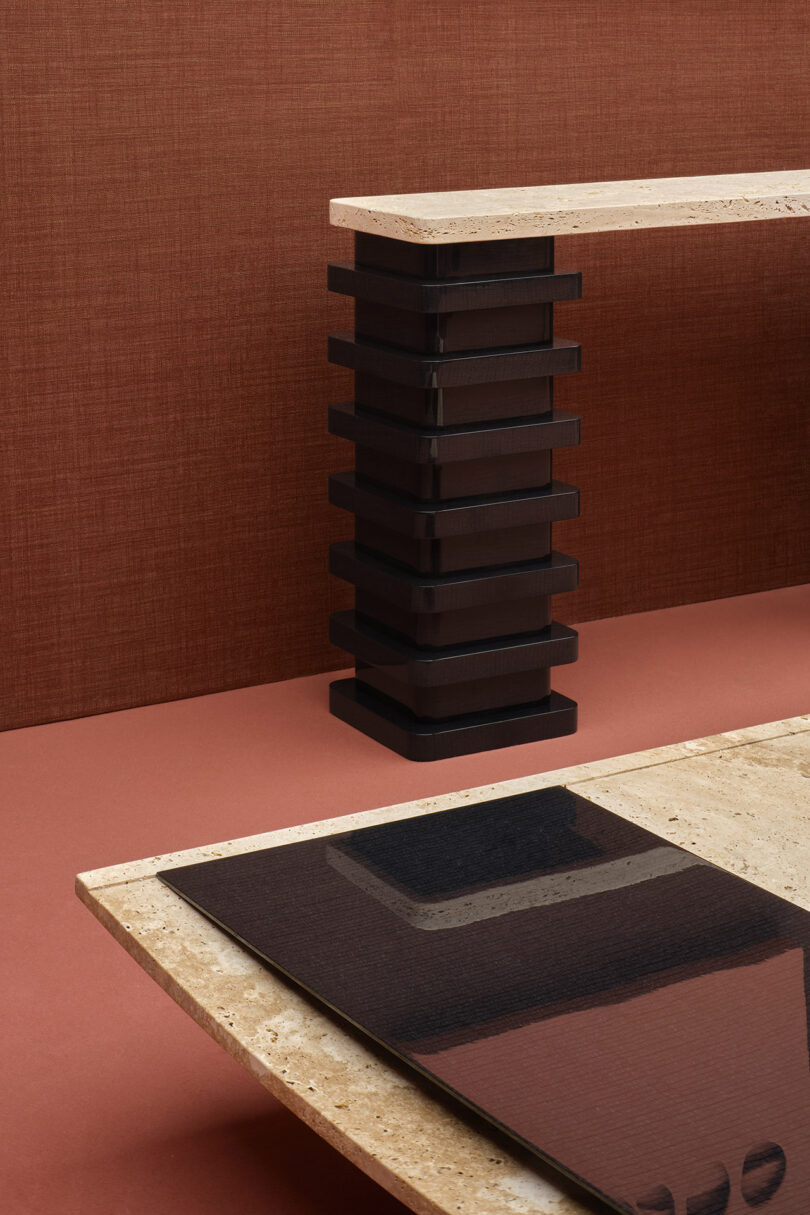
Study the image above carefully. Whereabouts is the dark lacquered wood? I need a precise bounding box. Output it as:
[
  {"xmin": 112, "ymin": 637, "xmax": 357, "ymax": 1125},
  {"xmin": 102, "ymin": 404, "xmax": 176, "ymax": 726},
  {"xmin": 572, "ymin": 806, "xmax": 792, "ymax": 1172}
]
[
  {"xmin": 329, "ymin": 332, "xmax": 581, "ymax": 388},
  {"xmin": 354, "ymin": 299, "xmax": 553, "ymax": 354},
  {"xmin": 328, "ymin": 234, "xmax": 581, "ymax": 757},
  {"xmin": 354, "ymin": 519, "xmax": 554, "ymax": 574},
  {"xmin": 355, "ymin": 590, "xmax": 552, "ymax": 647},
  {"xmin": 329, "ymin": 403, "xmax": 580, "ymax": 463},
  {"xmin": 331, "ymin": 473, "xmax": 579, "ymax": 537},
  {"xmin": 329, "ymin": 679, "xmax": 577, "ymax": 759},
  {"xmin": 355, "ymin": 661, "xmax": 553, "ymax": 719},
  {"xmin": 354, "ymin": 231, "xmax": 555, "ymax": 278},
  {"xmin": 330, "ymin": 612, "xmax": 578, "ymax": 685},
  {"xmin": 354, "ymin": 447, "xmax": 552, "ymax": 500},
  {"xmin": 334, "ymin": 540, "xmax": 575, "ymax": 646},
  {"xmin": 354, "ymin": 373, "xmax": 555, "ymax": 426},
  {"xmin": 328, "ymin": 262, "xmax": 582, "ymax": 312},
  {"xmin": 330, "ymin": 543, "xmax": 579, "ymax": 611}
]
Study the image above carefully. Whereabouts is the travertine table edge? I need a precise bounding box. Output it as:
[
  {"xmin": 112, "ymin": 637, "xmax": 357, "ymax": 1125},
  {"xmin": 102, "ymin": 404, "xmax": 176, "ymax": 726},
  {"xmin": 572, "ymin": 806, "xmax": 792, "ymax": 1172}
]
[
  {"xmin": 77, "ymin": 712, "xmax": 810, "ymax": 1215},
  {"xmin": 330, "ymin": 170, "xmax": 810, "ymax": 242},
  {"xmin": 325, "ymin": 171, "xmax": 810, "ymax": 760}
]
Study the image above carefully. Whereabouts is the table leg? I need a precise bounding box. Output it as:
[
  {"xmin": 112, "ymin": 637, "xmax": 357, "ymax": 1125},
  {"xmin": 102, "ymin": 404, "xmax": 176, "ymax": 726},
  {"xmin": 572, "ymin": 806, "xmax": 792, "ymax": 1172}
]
[{"xmin": 328, "ymin": 232, "xmax": 582, "ymax": 760}]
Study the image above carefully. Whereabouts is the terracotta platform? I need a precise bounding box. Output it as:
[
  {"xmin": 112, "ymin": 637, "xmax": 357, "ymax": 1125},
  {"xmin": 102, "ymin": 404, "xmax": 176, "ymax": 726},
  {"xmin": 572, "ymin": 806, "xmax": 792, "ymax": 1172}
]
[{"xmin": 5, "ymin": 584, "xmax": 805, "ymax": 1215}]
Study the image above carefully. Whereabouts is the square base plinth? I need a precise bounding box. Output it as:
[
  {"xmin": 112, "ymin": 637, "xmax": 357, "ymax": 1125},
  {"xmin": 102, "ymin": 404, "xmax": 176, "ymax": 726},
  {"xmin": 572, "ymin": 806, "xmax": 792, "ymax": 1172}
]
[{"xmin": 329, "ymin": 677, "xmax": 577, "ymax": 761}]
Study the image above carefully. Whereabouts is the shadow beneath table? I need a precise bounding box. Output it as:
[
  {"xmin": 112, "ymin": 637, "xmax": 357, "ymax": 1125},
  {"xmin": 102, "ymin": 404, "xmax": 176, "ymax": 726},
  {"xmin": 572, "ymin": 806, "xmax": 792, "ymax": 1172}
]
[{"xmin": 33, "ymin": 1106, "xmax": 410, "ymax": 1215}]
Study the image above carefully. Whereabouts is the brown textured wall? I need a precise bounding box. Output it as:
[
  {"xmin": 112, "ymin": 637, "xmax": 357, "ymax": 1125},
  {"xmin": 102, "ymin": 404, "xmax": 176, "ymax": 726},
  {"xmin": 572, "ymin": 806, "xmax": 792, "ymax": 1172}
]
[{"xmin": 4, "ymin": 1, "xmax": 809, "ymax": 730}]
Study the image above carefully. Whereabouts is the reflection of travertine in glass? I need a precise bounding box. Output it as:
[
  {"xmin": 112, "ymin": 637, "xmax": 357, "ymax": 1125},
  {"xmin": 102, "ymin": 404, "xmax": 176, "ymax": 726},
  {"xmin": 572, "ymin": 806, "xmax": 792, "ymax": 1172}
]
[
  {"xmin": 412, "ymin": 944, "xmax": 810, "ymax": 1214},
  {"xmin": 326, "ymin": 839, "xmax": 704, "ymax": 930}
]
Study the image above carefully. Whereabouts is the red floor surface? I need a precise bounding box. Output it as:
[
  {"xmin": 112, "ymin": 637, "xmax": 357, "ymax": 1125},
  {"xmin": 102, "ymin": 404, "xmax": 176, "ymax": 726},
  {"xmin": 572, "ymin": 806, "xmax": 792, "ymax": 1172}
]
[{"xmin": 3, "ymin": 585, "xmax": 808, "ymax": 1215}]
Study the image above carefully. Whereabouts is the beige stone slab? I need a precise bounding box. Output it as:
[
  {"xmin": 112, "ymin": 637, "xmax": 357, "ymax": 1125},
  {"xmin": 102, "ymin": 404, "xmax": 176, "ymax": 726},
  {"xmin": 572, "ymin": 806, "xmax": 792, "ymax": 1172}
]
[
  {"xmin": 78, "ymin": 713, "xmax": 809, "ymax": 891},
  {"xmin": 571, "ymin": 731, "xmax": 810, "ymax": 911},
  {"xmin": 76, "ymin": 715, "xmax": 810, "ymax": 1215},
  {"xmin": 330, "ymin": 170, "xmax": 810, "ymax": 243}
]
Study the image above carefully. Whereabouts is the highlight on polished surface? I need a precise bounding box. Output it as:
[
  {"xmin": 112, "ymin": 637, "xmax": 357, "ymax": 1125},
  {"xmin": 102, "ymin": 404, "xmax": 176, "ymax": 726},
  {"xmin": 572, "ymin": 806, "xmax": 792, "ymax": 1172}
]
[
  {"xmin": 159, "ymin": 784, "xmax": 810, "ymax": 1215},
  {"xmin": 330, "ymin": 169, "xmax": 810, "ymax": 243}
]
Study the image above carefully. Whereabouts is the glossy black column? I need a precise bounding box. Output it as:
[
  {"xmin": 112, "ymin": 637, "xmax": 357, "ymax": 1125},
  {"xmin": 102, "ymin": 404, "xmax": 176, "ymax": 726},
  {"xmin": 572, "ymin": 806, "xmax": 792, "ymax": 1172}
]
[{"xmin": 328, "ymin": 232, "xmax": 582, "ymax": 760}]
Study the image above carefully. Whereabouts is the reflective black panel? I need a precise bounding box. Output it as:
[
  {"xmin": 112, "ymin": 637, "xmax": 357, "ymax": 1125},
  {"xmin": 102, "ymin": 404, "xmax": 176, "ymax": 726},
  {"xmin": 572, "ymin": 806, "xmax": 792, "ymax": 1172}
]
[{"xmin": 159, "ymin": 788, "xmax": 810, "ymax": 1213}]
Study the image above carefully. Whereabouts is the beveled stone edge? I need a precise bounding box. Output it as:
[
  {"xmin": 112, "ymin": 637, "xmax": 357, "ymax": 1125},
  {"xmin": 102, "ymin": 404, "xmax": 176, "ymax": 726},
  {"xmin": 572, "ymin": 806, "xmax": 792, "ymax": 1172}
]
[
  {"xmin": 77, "ymin": 714, "xmax": 810, "ymax": 893},
  {"xmin": 76, "ymin": 876, "xmax": 584, "ymax": 1215},
  {"xmin": 330, "ymin": 172, "xmax": 810, "ymax": 243}
]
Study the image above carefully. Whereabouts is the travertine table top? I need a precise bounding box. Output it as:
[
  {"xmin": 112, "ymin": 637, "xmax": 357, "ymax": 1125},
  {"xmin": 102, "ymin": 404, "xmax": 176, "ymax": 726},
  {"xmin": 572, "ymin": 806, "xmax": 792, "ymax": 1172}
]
[
  {"xmin": 76, "ymin": 715, "xmax": 810, "ymax": 1215},
  {"xmin": 330, "ymin": 170, "xmax": 810, "ymax": 243}
]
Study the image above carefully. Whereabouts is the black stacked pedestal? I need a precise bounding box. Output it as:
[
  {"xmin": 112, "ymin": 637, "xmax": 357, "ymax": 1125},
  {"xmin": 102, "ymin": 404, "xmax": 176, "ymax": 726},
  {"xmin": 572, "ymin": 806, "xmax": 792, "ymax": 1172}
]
[{"xmin": 327, "ymin": 232, "xmax": 582, "ymax": 761}]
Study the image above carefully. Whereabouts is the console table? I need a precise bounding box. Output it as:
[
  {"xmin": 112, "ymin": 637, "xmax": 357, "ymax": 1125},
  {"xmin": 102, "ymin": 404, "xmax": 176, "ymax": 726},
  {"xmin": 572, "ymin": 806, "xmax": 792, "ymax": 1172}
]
[
  {"xmin": 326, "ymin": 171, "xmax": 810, "ymax": 761},
  {"xmin": 76, "ymin": 715, "xmax": 810, "ymax": 1215}
]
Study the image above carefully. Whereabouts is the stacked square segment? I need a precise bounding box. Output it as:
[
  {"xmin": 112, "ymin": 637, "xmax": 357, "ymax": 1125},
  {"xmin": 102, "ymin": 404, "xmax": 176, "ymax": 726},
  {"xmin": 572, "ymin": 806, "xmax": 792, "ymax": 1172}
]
[{"xmin": 328, "ymin": 233, "xmax": 582, "ymax": 760}]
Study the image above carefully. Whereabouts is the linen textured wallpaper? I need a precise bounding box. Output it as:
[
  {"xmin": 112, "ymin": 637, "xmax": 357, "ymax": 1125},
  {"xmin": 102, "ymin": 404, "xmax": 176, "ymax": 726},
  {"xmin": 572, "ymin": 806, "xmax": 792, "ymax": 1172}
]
[{"xmin": 4, "ymin": 1, "xmax": 809, "ymax": 730}]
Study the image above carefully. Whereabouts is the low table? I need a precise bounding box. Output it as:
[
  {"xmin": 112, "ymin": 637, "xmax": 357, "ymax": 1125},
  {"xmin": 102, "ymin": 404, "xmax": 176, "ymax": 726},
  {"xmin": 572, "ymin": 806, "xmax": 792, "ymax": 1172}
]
[
  {"xmin": 325, "ymin": 171, "xmax": 810, "ymax": 760},
  {"xmin": 77, "ymin": 713, "xmax": 810, "ymax": 1215}
]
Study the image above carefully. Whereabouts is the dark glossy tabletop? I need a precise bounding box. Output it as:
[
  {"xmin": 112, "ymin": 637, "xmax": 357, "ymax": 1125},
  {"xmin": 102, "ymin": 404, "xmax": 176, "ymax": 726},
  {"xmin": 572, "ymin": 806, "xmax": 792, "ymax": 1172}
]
[{"xmin": 161, "ymin": 786, "xmax": 809, "ymax": 1215}]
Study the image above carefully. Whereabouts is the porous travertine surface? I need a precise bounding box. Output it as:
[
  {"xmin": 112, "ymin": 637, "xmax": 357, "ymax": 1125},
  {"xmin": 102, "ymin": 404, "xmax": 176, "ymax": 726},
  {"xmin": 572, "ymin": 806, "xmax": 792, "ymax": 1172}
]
[
  {"xmin": 330, "ymin": 171, "xmax": 810, "ymax": 243},
  {"xmin": 77, "ymin": 715, "xmax": 810, "ymax": 1215}
]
